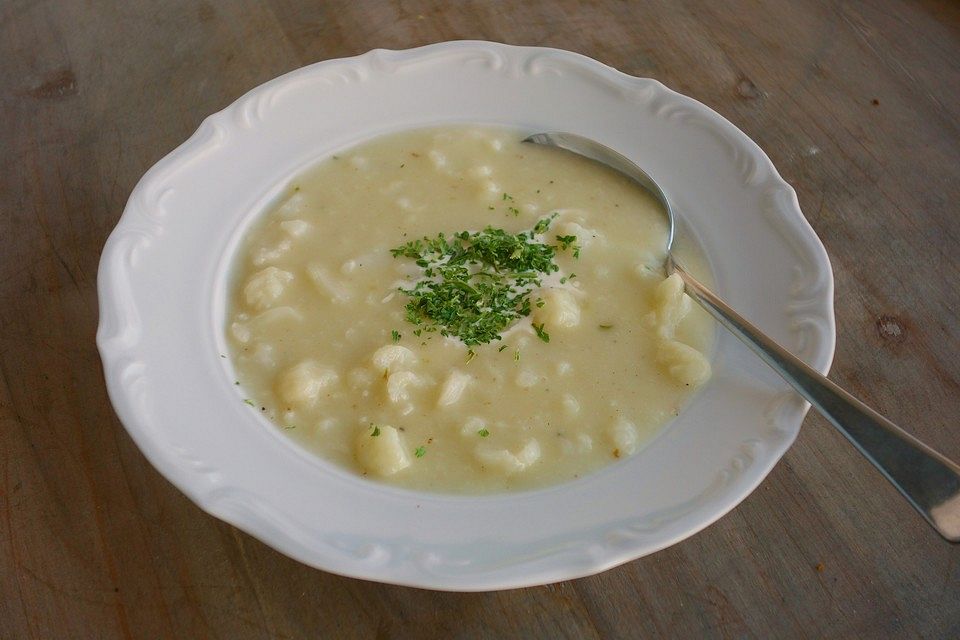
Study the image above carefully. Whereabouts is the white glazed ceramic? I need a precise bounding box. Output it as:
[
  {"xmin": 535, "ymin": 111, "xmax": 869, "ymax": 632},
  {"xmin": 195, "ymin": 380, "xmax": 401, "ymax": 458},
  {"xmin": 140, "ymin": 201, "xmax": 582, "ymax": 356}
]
[{"xmin": 97, "ymin": 41, "xmax": 835, "ymax": 591}]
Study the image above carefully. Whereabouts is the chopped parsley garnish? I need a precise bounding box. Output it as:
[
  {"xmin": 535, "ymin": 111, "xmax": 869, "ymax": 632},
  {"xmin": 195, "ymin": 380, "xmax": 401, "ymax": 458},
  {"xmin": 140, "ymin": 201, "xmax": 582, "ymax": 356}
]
[
  {"xmin": 243, "ymin": 399, "xmax": 255, "ymax": 407},
  {"xmin": 498, "ymin": 344, "xmax": 509, "ymax": 352},
  {"xmin": 599, "ymin": 323, "xmax": 614, "ymax": 330},
  {"xmin": 532, "ymin": 323, "xmax": 550, "ymax": 343},
  {"xmin": 533, "ymin": 213, "xmax": 558, "ymax": 234},
  {"xmin": 370, "ymin": 425, "xmax": 381, "ymax": 437},
  {"xmin": 555, "ymin": 234, "xmax": 580, "ymax": 259},
  {"xmin": 391, "ymin": 330, "xmax": 401, "ymax": 343},
  {"xmin": 507, "ymin": 206, "xmax": 520, "ymax": 216},
  {"xmin": 390, "ymin": 215, "xmax": 566, "ymax": 346},
  {"xmin": 466, "ymin": 349, "xmax": 477, "ymax": 364},
  {"xmin": 414, "ymin": 446, "xmax": 427, "ymax": 458},
  {"xmin": 502, "ymin": 192, "xmax": 514, "ymax": 201},
  {"xmin": 478, "ymin": 428, "xmax": 490, "ymax": 437}
]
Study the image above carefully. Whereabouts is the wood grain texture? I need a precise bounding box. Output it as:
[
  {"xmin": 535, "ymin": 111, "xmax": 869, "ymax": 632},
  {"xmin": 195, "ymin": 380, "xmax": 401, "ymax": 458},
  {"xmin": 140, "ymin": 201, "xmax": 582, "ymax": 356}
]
[{"xmin": 2, "ymin": 0, "xmax": 958, "ymax": 637}]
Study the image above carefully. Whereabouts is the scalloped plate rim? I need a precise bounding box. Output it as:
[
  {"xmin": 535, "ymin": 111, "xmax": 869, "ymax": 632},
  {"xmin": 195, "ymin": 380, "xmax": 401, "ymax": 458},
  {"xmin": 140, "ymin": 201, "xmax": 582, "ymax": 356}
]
[{"xmin": 97, "ymin": 41, "xmax": 836, "ymax": 591}]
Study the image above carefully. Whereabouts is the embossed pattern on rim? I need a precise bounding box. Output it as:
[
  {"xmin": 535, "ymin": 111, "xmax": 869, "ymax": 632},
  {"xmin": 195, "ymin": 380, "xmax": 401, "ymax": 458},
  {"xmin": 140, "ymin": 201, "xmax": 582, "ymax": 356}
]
[{"xmin": 97, "ymin": 41, "xmax": 835, "ymax": 591}]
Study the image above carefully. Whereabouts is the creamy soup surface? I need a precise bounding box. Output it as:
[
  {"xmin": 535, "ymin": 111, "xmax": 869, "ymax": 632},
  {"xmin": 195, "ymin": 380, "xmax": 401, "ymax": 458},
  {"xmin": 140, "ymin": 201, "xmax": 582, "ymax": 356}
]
[{"xmin": 226, "ymin": 126, "xmax": 714, "ymax": 493}]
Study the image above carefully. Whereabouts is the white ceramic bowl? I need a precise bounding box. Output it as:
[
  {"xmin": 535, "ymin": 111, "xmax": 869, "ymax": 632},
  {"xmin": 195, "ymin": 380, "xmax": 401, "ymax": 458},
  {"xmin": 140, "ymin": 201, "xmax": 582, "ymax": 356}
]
[{"xmin": 97, "ymin": 41, "xmax": 835, "ymax": 591}]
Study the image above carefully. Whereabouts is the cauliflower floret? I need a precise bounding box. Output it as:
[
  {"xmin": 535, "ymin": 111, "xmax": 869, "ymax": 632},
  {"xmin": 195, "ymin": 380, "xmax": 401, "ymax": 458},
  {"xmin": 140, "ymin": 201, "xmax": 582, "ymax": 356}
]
[
  {"xmin": 280, "ymin": 219, "xmax": 311, "ymax": 237},
  {"xmin": 634, "ymin": 262, "xmax": 662, "ymax": 281},
  {"xmin": 475, "ymin": 439, "xmax": 542, "ymax": 474},
  {"xmin": 252, "ymin": 238, "xmax": 293, "ymax": 266},
  {"xmin": 275, "ymin": 361, "xmax": 338, "ymax": 408},
  {"xmin": 276, "ymin": 192, "xmax": 307, "ymax": 218},
  {"xmin": 371, "ymin": 345, "xmax": 417, "ymax": 374},
  {"xmin": 532, "ymin": 288, "xmax": 581, "ymax": 329},
  {"xmin": 249, "ymin": 343, "xmax": 276, "ymax": 369},
  {"xmin": 386, "ymin": 370, "xmax": 424, "ymax": 405},
  {"xmin": 653, "ymin": 273, "xmax": 692, "ymax": 336},
  {"xmin": 555, "ymin": 220, "xmax": 602, "ymax": 250},
  {"xmin": 657, "ymin": 340, "xmax": 712, "ymax": 387},
  {"xmin": 306, "ymin": 263, "xmax": 352, "ymax": 303},
  {"xmin": 243, "ymin": 266, "xmax": 293, "ymax": 311},
  {"xmin": 231, "ymin": 322, "xmax": 252, "ymax": 344},
  {"xmin": 355, "ymin": 425, "xmax": 410, "ymax": 476},
  {"xmin": 437, "ymin": 369, "xmax": 472, "ymax": 407},
  {"xmin": 607, "ymin": 418, "xmax": 641, "ymax": 457}
]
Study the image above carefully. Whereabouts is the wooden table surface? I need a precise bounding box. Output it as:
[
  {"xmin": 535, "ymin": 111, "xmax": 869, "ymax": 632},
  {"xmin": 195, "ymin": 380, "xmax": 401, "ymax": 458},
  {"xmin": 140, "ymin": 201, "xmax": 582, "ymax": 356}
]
[{"xmin": 3, "ymin": 1, "xmax": 958, "ymax": 637}]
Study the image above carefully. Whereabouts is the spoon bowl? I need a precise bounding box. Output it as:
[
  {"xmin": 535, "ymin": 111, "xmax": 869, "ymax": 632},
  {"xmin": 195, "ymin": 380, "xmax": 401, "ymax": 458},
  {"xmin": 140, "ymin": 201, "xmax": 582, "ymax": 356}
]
[
  {"xmin": 525, "ymin": 132, "xmax": 677, "ymax": 254},
  {"xmin": 525, "ymin": 131, "xmax": 960, "ymax": 542}
]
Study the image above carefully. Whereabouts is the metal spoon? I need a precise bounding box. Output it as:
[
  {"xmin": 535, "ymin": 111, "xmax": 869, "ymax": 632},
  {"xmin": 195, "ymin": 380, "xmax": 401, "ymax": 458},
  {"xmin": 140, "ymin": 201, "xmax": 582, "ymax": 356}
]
[{"xmin": 525, "ymin": 131, "xmax": 960, "ymax": 542}]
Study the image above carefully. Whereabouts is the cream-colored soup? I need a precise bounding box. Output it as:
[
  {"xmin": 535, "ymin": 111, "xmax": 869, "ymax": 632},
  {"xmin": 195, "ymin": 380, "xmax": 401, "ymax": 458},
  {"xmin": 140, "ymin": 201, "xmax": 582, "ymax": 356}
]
[{"xmin": 227, "ymin": 126, "xmax": 713, "ymax": 493}]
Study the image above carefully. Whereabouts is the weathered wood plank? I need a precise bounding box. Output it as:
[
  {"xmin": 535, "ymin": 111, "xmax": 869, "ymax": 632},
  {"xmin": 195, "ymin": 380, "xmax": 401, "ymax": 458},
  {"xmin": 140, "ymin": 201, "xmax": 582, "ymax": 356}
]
[{"xmin": 1, "ymin": 1, "xmax": 957, "ymax": 638}]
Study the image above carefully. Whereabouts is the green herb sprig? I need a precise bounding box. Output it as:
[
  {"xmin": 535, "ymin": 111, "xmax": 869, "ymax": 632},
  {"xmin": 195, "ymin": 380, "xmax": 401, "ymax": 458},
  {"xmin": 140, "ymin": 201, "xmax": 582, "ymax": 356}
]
[{"xmin": 390, "ymin": 215, "xmax": 569, "ymax": 346}]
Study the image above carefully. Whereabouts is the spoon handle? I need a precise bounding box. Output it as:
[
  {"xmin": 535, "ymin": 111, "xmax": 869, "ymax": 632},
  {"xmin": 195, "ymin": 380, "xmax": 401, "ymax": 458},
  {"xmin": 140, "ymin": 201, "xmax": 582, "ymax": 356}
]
[{"xmin": 674, "ymin": 262, "xmax": 960, "ymax": 542}]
